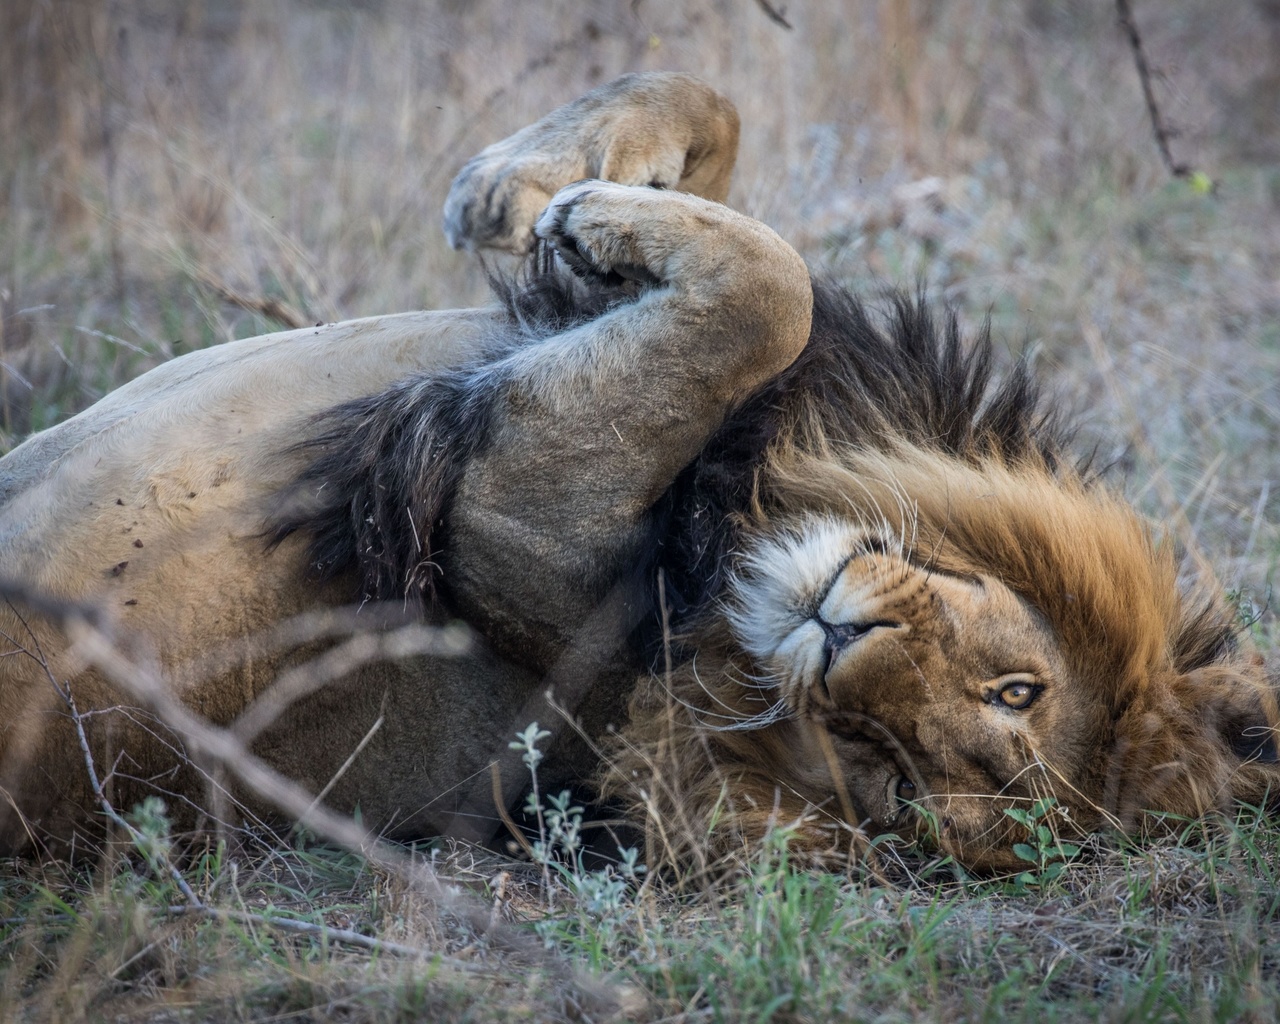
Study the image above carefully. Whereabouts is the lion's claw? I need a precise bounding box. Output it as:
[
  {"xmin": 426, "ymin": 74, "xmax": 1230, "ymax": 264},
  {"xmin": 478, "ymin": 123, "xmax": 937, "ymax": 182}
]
[{"xmin": 534, "ymin": 181, "xmax": 669, "ymax": 287}]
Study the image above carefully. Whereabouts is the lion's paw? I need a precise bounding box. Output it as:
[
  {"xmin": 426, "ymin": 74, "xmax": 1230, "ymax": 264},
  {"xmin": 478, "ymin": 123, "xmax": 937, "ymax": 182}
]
[
  {"xmin": 443, "ymin": 150, "xmax": 562, "ymax": 254},
  {"xmin": 534, "ymin": 181, "xmax": 672, "ymax": 286},
  {"xmin": 442, "ymin": 74, "xmax": 740, "ymax": 256}
]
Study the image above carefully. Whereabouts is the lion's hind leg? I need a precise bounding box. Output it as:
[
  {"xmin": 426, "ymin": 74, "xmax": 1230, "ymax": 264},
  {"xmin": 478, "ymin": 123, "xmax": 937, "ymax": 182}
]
[{"xmin": 443, "ymin": 72, "xmax": 740, "ymax": 254}]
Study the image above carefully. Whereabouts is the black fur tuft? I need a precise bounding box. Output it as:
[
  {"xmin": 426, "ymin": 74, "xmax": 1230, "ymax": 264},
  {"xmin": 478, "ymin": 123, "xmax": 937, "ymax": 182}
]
[
  {"xmin": 268, "ymin": 257, "xmax": 632, "ymax": 612},
  {"xmin": 487, "ymin": 242, "xmax": 637, "ymax": 334},
  {"xmin": 269, "ymin": 363, "xmax": 506, "ymax": 611}
]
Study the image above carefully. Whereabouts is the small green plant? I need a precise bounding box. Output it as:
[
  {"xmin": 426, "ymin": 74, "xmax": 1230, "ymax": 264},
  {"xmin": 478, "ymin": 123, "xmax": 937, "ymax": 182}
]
[
  {"xmin": 128, "ymin": 795, "xmax": 175, "ymax": 875},
  {"xmin": 1226, "ymin": 584, "xmax": 1273, "ymax": 645},
  {"xmin": 510, "ymin": 722, "xmax": 646, "ymax": 960},
  {"xmin": 1004, "ymin": 796, "xmax": 1081, "ymax": 892}
]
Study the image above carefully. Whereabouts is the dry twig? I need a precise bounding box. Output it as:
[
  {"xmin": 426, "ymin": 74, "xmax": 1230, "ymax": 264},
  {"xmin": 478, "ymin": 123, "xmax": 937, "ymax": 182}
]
[
  {"xmin": 3, "ymin": 591, "xmax": 203, "ymax": 908},
  {"xmin": 754, "ymin": 0, "xmax": 793, "ymax": 30},
  {"xmin": 1115, "ymin": 0, "xmax": 1196, "ymax": 180},
  {"xmin": 165, "ymin": 904, "xmax": 486, "ymax": 968},
  {"xmin": 0, "ymin": 580, "xmax": 619, "ymax": 1011},
  {"xmin": 198, "ymin": 273, "xmax": 311, "ymax": 330},
  {"xmin": 231, "ymin": 622, "xmax": 470, "ymax": 744}
]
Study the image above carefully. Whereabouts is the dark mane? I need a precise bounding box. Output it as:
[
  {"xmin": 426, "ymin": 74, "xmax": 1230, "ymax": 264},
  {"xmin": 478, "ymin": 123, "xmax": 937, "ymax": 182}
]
[
  {"xmin": 648, "ymin": 279, "xmax": 1078, "ymax": 633},
  {"xmin": 269, "ymin": 262, "xmax": 1077, "ymax": 630}
]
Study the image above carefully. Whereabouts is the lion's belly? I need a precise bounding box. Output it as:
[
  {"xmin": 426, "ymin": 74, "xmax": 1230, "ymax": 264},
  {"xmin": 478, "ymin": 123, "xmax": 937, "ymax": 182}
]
[{"xmin": 0, "ymin": 306, "xmax": 534, "ymax": 852}]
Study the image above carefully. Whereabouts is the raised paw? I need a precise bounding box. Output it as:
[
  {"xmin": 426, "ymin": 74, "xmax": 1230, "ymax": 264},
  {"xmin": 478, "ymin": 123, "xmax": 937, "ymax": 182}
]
[
  {"xmin": 443, "ymin": 149, "xmax": 564, "ymax": 254},
  {"xmin": 443, "ymin": 145, "xmax": 684, "ymax": 258},
  {"xmin": 442, "ymin": 74, "xmax": 740, "ymax": 255},
  {"xmin": 533, "ymin": 181, "xmax": 684, "ymax": 287}
]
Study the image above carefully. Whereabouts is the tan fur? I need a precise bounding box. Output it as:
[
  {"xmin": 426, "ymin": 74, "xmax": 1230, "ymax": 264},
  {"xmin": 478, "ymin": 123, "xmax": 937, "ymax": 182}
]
[
  {"xmin": 0, "ymin": 310, "xmax": 537, "ymax": 848},
  {"xmin": 0, "ymin": 75, "xmax": 803, "ymax": 855},
  {"xmin": 443, "ymin": 72, "xmax": 739, "ymax": 253}
]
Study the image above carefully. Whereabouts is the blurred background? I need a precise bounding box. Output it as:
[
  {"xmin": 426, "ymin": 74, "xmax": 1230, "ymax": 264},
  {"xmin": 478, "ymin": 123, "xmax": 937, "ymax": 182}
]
[{"xmin": 2, "ymin": 0, "xmax": 1278, "ymax": 600}]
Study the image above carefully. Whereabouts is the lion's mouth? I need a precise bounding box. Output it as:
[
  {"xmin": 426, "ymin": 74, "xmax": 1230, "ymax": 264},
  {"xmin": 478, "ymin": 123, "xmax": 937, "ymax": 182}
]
[{"xmin": 819, "ymin": 712, "xmax": 923, "ymax": 827}]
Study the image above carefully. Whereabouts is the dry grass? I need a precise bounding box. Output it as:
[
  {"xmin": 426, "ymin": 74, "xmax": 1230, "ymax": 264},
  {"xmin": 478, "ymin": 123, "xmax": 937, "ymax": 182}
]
[{"xmin": 3, "ymin": 0, "xmax": 1280, "ymax": 1020}]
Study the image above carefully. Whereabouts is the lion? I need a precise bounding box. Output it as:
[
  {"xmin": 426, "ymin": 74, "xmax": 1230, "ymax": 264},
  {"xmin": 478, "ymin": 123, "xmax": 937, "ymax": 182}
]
[{"xmin": 0, "ymin": 73, "xmax": 1275, "ymax": 870}]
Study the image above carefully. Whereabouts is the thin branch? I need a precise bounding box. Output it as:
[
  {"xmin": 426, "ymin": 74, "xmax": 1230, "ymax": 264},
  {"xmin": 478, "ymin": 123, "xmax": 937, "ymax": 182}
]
[
  {"xmin": 4, "ymin": 600, "xmax": 203, "ymax": 908},
  {"xmin": 754, "ymin": 0, "xmax": 793, "ymax": 30},
  {"xmin": 55, "ymin": 614, "xmax": 603, "ymax": 983},
  {"xmin": 59, "ymin": 604, "xmax": 464, "ymax": 717},
  {"xmin": 490, "ymin": 761, "xmax": 536, "ymax": 860},
  {"xmin": 197, "ymin": 272, "xmax": 310, "ymax": 330},
  {"xmin": 303, "ymin": 707, "xmax": 386, "ymax": 818},
  {"xmin": 0, "ymin": 584, "xmax": 618, "ymax": 1008},
  {"xmin": 231, "ymin": 622, "xmax": 470, "ymax": 745},
  {"xmin": 165, "ymin": 904, "xmax": 486, "ymax": 968},
  {"xmin": 0, "ymin": 579, "xmax": 104, "ymax": 632},
  {"xmin": 1115, "ymin": 0, "xmax": 1193, "ymax": 179}
]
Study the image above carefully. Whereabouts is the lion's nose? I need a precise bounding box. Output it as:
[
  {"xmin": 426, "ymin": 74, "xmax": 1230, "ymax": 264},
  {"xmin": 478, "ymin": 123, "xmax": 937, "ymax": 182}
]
[
  {"xmin": 817, "ymin": 617, "xmax": 898, "ymax": 677},
  {"xmin": 820, "ymin": 619, "xmax": 874, "ymax": 659},
  {"xmin": 818, "ymin": 619, "xmax": 871, "ymax": 679}
]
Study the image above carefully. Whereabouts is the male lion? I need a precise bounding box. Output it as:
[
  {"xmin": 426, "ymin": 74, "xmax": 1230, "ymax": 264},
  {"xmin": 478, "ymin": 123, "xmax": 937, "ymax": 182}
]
[{"xmin": 0, "ymin": 74, "xmax": 1275, "ymax": 870}]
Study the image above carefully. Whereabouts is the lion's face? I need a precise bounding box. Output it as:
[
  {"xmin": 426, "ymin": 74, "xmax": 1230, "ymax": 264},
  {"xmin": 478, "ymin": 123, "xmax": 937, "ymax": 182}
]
[{"xmin": 725, "ymin": 512, "xmax": 1239, "ymax": 869}]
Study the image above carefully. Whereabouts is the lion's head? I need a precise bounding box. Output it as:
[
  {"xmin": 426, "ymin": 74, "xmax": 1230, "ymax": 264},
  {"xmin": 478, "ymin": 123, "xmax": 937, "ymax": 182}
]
[
  {"xmin": 611, "ymin": 289, "xmax": 1279, "ymax": 873},
  {"xmin": 722, "ymin": 444, "xmax": 1277, "ymax": 868}
]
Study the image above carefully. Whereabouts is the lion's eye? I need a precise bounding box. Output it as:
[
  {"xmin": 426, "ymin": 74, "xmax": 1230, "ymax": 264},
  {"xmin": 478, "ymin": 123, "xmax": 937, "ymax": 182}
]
[{"xmin": 996, "ymin": 679, "xmax": 1041, "ymax": 710}]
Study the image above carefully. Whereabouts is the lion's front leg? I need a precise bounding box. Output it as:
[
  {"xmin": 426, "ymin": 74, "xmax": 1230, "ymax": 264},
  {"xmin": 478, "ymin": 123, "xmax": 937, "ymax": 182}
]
[
  {"xmin": 443, "ymin": 72, "xmax": 740, "ymax": 253},
  {"xmin": 445, "ymin": 180, "xmax": 811, "ymax": 664}
]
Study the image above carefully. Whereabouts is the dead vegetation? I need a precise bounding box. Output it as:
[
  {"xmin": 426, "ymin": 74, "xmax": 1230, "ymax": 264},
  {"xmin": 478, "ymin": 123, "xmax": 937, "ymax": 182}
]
[{"xmin": 3, "ymin": 0, "xmax": 1280, "ymax": 1020}]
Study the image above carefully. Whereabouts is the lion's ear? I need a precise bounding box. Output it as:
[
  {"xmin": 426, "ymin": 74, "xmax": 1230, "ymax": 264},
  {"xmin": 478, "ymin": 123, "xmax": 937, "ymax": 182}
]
[
  {"xmin": 1170, "ymin": 667, "xmax": 1280, "ymax": 809},
  {"xmin": 1110, "ymin": 666, "xmax": 1280, "ymax": 823},
  {"xmin": 1215, "ymin": 685, "xmax": 1279, "ymax": 765},
  {"xmin": 1177, "ymin": 665, "xmax": 1280, "ymax": 768},
  {"xmin": 1208, "ymin": 666, "xmax": 1280, "ymax": 814}
]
